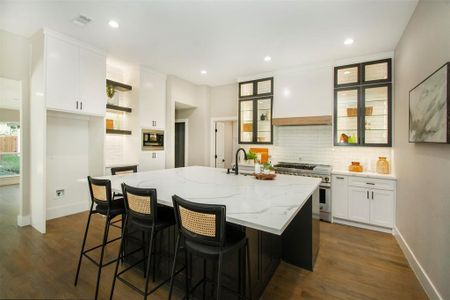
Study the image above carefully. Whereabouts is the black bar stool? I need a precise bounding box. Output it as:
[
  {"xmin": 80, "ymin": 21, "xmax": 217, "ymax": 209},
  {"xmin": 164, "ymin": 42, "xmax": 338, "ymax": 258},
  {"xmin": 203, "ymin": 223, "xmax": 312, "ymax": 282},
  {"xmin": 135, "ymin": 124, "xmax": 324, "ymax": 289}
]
[
  {"xmin": 169, "ymin": 195, "xmax": 252, "ymax": 300},
  {"xmin": 110, "ymin": 165, "xmax": 138, "ymax": 199},
  {"xmin": 74, "ymin": 176, "xmax": 125, "ymax": 300},
  {"xmin": 110, "ymin": 183, "xmax": 178, "ymax": 300}
]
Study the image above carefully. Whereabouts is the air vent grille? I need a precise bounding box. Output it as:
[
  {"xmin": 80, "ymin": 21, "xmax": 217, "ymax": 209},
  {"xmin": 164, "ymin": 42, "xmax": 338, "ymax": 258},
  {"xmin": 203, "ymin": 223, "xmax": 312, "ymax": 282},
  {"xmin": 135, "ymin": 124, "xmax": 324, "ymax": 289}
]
[{"xmin": 72, "ymin": 15, "xmax": 92, "ymax": 26}]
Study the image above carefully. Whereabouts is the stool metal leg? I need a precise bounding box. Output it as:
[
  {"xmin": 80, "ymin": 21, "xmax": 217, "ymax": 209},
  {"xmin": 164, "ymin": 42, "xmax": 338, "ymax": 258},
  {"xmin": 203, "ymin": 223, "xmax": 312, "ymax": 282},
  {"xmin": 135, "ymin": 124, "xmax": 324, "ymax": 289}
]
[
  {"xmin": 142, "ymin": 231, "xmax": 146, "ymax": 278},
  {"xmin": 110, "ymin": 214, "xmax": 128, "ymax": 300},
  {"xmin": 74, "ymin": 203, "xmax": 94, "ymax": 286},
  {"xmin": 168, "ymin": 233, "xmax": 181, "ymax": 300},
  {"xmin": 202, "ymin": 258, "xmax": 207, "ymax": 300},
  {"xmin": 185, "ymin": 248, "xmax": 190, "ymax": 300},
  {"xmin": 94, "ymin": 214, "xmax": 111, "ymax": 300},
  {"xmin": 143, "ymin": 227, "xmax": 155, "ymax": 300},
  {"xmin": 217, "ymin": 252, "xmax": 223, "ymax": 300}
]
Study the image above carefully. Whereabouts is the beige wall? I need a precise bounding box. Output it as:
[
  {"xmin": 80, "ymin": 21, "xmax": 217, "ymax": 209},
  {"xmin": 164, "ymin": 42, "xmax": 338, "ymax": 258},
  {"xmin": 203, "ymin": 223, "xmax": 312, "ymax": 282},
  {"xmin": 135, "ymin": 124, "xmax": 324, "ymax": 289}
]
[
  {"xmin": 394, "ymin": 1, "xmax": 450, "ymax": 299},
  {"xmin": 210, "ymin": 83, "xmax": 238, "ymax": 118},
  {"xmin": 0, "ymin": 29, "xmax": 30, "ymax": 220},
  {"xmin": 168, "ymin": 76, "xmax": 210, "ymax": 167},
  {"xmin": 0, "ymin": 108, "xmax": 20, "ymax": 122}
]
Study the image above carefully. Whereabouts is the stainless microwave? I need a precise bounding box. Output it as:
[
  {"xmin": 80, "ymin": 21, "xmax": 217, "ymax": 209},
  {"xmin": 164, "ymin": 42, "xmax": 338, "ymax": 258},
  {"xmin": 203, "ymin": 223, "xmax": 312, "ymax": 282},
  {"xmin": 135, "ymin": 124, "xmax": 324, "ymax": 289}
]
[{"xmin": 142, "ymin": 129, "xmax": 164, "ymax": 150}]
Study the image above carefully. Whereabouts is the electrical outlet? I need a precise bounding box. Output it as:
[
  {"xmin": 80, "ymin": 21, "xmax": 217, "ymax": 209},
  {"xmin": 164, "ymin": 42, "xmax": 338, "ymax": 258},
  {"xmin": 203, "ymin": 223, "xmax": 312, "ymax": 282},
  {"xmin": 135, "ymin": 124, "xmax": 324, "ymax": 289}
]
[{"xmin": 56, "ymin": 189, "xmax": 65, "ymax": 198}]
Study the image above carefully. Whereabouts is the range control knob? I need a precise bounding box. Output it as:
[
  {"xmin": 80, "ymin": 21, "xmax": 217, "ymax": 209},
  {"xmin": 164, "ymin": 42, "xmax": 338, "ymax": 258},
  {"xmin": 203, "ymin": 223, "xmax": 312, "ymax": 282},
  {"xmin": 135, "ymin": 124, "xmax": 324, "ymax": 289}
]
[{"xmin": 323, "ymin": 177, "xmax": 330, "ymax": 183}]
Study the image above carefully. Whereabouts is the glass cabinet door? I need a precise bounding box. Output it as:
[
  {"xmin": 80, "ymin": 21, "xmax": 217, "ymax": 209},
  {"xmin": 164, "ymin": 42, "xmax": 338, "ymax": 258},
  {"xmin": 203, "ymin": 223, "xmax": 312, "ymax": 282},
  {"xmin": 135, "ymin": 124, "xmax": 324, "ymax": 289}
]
[
  {"xmin": 335, "ymin": 89, "xmax": 359, "ymax": 145},
  {"xmin": 363, "ymin": 60, "xmax": 391, "ymax": 83},
  {"xmin": 239, "ymin": 100, "xmax": 254, "ymax": 143},
  {"xmin": 363, "ymin": 85, "xmax": 390, "ymax": 145},
  {"xmin": 335, "ymin": 65, "xmax": 359, "ymax": 87},
  {"xmin": 239, "ymin": 82, "xmax": 254, "ymax": 98},
  {"xmin": 256, "ymin": 79, "xmax": 272, "ymax": 95},
  {"xmin": 256, "ymin": 98, "xmax": 272, "ymax": 143}
]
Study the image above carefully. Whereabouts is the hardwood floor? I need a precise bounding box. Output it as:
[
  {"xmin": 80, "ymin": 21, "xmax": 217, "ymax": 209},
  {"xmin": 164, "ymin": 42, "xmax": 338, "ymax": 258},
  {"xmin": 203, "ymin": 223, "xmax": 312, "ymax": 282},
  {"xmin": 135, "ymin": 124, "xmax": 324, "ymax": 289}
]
[{"xmin": 0, "ymin": 187, "xmax": 427, "ymax": 299}]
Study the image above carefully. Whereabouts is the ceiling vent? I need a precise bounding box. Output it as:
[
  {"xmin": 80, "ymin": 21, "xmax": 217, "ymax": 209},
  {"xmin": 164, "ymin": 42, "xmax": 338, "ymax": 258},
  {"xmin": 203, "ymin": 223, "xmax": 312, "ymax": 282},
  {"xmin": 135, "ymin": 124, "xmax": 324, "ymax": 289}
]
[{"xmin": 72, "ymin": 15, "xmax": 92, "ymax": 26}]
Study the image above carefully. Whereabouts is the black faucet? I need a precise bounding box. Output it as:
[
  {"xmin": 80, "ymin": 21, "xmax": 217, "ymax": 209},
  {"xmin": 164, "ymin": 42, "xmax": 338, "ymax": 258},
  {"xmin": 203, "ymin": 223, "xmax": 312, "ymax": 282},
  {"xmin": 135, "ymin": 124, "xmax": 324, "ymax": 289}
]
[{"xmin": 234, "ymin": 148, "xmax": 247, "ymax": 175}]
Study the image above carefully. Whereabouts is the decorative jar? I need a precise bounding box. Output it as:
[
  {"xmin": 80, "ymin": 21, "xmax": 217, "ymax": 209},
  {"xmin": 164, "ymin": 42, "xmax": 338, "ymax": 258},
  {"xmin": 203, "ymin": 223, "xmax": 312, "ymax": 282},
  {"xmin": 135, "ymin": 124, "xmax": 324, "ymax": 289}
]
[
  {"xmin": 348, "ymin": 162, "xmax": 363, "ymax": 172},
  {"xmin": 376, "ymin": 157, "xmax": 390, "ymax": 174}
]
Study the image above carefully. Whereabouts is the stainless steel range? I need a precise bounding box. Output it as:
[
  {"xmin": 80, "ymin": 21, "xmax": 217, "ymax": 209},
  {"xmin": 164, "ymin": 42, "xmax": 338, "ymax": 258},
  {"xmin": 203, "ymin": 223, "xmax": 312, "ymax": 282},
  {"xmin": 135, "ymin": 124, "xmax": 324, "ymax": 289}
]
[{"xmin": 274, "ymin": 162, "xmax": 332, "ymax": 222}]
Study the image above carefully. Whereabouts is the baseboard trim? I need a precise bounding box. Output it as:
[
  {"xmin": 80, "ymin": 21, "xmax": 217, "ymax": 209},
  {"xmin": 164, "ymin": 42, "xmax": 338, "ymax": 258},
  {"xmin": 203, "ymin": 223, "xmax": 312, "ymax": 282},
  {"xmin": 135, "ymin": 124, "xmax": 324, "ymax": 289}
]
[
  {"xmin": 17, "ymin": 215, "xmax": 31, "ymax": 227},
  {"xmin": 46, "ymin": 201, "xmax": 89, "ymax": 220},
  {"xmin": 393, "ymin": 226, "xmax": 442, "ymax": 300},
  {"xmin": 333, "ymin": 218, "xmax": 393, "ymax": 233}
]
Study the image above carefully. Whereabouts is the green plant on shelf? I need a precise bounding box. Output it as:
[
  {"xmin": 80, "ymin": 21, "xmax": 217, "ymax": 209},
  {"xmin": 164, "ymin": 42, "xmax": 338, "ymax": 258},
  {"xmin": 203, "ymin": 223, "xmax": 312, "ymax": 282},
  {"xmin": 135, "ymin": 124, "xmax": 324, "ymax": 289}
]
[{"xmin": 245, "ymin": 151, "xmax": 257, "ymax": 162}]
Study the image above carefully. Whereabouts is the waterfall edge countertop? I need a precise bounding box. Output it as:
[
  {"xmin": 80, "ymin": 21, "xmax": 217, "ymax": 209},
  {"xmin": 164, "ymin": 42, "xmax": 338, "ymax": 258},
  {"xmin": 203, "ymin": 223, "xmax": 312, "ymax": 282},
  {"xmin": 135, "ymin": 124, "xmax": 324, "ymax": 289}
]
[{"xmin": 98, "ymin": 166, "xmax": 321, "ymax": 235}]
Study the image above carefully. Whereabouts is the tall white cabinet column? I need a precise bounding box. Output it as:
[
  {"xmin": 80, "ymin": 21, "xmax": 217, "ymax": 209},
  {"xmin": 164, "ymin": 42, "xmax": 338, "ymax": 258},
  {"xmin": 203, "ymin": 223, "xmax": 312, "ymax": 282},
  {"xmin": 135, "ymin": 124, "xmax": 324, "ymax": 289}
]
[{"xmin": 30, "ymin": 29, "xmax": 106, "ymax": 233}]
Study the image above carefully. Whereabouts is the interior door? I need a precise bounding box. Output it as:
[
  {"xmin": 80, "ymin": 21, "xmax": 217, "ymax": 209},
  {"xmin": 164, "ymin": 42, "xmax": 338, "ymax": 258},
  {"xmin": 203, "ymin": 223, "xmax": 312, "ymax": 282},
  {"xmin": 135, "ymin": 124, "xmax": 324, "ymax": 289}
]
[
  {"xmin": 215, "ymin": 122, "xmax": 225, "ymax": 168},
  {"xmin": 175, "ymin": 122, "xmax": 185, "ymax": 168},
  {"xmin": 348, "ymin": 187, "xmax": 370, "ymax": 223}
]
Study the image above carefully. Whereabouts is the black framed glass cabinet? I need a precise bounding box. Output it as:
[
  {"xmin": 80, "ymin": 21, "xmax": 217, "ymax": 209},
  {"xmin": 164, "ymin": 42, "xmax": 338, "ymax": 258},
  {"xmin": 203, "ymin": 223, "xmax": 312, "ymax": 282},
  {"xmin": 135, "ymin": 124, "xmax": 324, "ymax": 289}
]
[
  {"xmin": 239, "ymin": 78, "xmax": 273, "ymax": 144},
  {"xmin": 334, "ymin": 59, "xmax": 392, "ymax": 147}
]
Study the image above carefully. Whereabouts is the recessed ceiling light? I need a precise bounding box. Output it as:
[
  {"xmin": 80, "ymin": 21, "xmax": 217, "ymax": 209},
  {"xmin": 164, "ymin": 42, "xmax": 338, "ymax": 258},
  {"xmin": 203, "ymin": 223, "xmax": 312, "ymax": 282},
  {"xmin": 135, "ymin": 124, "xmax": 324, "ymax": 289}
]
[
  {"xmin": 344, "ymin": 38, "xmax": 354, "ymax": 45},
  {"xmin": 283, "ymin": 89, "xmax": 291, "ymax": 96},
  {"xmin": 264, "ymin": 56, "xmax": 272, "ymax": 62},
  {"xmin": 200, "ymin": 70, "xmax": 207, "ymax": 75},
  {"xmin": 108, "ymin": 20, "xmax": 119, "ymax": 28}
]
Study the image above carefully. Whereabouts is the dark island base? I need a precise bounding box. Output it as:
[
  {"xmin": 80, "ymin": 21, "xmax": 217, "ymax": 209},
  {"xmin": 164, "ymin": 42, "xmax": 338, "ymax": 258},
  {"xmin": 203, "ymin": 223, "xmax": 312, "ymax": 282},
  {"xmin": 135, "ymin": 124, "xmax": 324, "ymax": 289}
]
[{"xmin": 123, "ymin": 195, "xmax": 319, "ymax": 299}]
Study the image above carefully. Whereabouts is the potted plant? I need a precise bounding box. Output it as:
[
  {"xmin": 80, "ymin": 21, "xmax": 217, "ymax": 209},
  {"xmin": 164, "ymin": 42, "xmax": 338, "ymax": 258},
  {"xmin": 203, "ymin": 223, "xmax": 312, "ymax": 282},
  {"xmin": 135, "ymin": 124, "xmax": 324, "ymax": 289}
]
[
  {"xmin": 244, "ymin": 151, "xmax": 257, "ymax": 166},
  {"xmin": 262, "ymin": 162, "xmax": 275, "ymax": 174}
]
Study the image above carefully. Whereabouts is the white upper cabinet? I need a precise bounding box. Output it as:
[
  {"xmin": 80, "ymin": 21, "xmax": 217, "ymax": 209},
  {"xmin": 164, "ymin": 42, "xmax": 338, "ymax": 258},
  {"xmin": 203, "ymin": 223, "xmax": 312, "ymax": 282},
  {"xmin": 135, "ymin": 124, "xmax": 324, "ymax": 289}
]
[
  {"xmin": 273, "ymin": 66, "xmax": 333, "ymax": 118},
  {"xmin": 45, "ymin": 33, "xmax": 106, "ymax": 116},
  {"xmin": 46, "ymin": 36, "xmax": 79, "ymax": 112},
  {"xmin": 139, "ymin": 67, "xmax": 166, "ymax": 129},
  {"xmin": 79, "ymin": 48, "xmax": 106, "ymax": 116}
]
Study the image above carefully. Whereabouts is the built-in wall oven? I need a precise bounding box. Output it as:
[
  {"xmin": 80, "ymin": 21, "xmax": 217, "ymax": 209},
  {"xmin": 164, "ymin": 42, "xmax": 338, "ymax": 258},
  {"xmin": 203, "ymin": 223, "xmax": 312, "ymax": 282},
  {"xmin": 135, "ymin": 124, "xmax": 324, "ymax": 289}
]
[{"xmin": 142, "ymin": 129, "xmax": 164, "ymax": 150}]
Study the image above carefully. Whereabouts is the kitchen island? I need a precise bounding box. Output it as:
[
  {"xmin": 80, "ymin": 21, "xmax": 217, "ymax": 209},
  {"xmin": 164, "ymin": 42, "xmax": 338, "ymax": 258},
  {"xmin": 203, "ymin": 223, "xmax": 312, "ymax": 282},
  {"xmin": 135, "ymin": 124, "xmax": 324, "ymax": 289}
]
[{"xmin": 103, "ymin": 166, "xmax": 321, "ymax": 298}]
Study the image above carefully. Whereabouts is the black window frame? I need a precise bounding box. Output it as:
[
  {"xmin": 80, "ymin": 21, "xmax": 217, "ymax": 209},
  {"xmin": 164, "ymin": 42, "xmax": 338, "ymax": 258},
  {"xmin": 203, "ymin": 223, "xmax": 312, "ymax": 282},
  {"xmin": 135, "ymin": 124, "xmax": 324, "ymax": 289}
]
[{"xmin": 334, "ymin": 58, "xmax": 392, "ymax": 147}]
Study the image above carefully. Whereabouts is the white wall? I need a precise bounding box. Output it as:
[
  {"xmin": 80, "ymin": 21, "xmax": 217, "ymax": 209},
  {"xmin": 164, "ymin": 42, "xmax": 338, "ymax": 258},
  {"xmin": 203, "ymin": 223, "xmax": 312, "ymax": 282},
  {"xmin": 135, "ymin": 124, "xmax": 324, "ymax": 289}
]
[
  {"xmin": 394, "ymin": 1, "xmax": 450, "ymax": 299},
  {"xmin": 0, "ymin": 29, "xmax": 31, "ymax": 222},
  {"xmin": 46, "ymin": 113, "xmax": 90, "ymax": 219}
]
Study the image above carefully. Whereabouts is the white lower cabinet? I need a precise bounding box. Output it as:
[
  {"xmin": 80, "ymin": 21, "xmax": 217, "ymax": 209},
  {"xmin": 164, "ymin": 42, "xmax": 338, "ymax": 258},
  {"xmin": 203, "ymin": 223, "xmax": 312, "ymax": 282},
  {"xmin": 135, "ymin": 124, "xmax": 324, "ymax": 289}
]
[
  {"xmin": 370, "ymin": 189, "xmax": 394, "ymax": 228},
  {"xmin": 348, "ymin": 187, "xmax": 371, "ymax": 223},
  {"xmin": 332, "ymin": 174, "xmax": 395, "ymax": 230}
]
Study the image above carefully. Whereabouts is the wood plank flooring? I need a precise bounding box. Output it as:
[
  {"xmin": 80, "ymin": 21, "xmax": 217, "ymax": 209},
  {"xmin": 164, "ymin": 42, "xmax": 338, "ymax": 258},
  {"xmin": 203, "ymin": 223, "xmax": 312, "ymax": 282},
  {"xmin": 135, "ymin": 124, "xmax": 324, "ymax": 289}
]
[{"xmin": 0, "ymin": 185, "xmax": 427, "ymax": 299}]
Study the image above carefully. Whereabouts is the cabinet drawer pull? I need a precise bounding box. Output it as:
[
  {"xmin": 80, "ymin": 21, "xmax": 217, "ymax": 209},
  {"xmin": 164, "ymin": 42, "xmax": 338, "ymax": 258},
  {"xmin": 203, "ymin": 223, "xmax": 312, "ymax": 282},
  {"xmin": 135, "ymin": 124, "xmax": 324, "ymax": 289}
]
[
  {"xmin": 367, "ymin": 191, "xmax": 369, "ymax": 199},
  {"xmin": 76, "ymin": 101, "xmax": 79, "ymax": 109},
  {"xmin": 372, "ymin": 191, "xmax": 374, "ymax": 199},
  {"xmin": 366, "ymin": 182, "xmax": 375, "ymax": 185},
  {"xmin": 80, "ymin": 101, "xmax": 83, "ymax": 110},
  {"xmin": 336, "ymin": 176, "xmax": 345, "ymax": 180}
]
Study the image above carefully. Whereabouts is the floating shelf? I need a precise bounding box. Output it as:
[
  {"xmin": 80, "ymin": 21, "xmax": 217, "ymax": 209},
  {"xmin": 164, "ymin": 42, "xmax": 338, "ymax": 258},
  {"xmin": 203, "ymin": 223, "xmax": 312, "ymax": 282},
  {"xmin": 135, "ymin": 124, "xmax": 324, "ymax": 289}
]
[
  {"xmin": 106, "ymin": 103, "xmax": 132, "ymax": 113},
  {"xmin": 106, "ymin": 129, "xmax": 132, "ymax": 135},
  {"xmin": 106, "ymin": 79, "xmax": 132, "ymax": 92}
]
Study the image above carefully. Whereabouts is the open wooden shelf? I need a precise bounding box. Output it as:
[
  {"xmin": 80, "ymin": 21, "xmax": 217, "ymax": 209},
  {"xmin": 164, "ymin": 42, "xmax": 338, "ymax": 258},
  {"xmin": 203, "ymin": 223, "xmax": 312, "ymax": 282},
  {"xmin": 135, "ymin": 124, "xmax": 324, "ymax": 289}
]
[
  {"xmin": 106, "ymin": 103, "xmax": 132, "ymax": 113},
  {"xmin": 106, "ymin": 129, "xmax": 132, "ymax": 135},
  {"xmin": 106, "ymin": 79, "xmax": 132, "ymax": 92}
]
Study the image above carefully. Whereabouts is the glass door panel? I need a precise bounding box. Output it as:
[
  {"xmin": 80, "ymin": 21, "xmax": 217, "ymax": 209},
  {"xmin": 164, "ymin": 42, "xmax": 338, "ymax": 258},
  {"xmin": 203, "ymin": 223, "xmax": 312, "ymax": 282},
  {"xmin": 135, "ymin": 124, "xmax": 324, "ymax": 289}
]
[
  {"xmin": 257, "ymin": 79, "xmax": 272, "ymax": 95},
  {"xmin": 239, "ymin": 100, "xmax": 253, "ymax": 142},
  {"xmin": 364, "ymin": 85, "xmax": 389, "ymax": 144},
  {"xmin": 336, "ymin": 89, "xmax": 359, "ymax": 144},
  {"xmin": 239, "ymin": 82, "xmax": 254, "ymax": 98},
  {"xmin": 336, "ymin": 66, "xmax": 359, "ymax": 86},
  {"xmin": 364, "ymin": 60, "xmax": 390, "ymax": 82},
  {"xmin": 256, "ymin": 98, "xmax": 271, "ymax": 143}
]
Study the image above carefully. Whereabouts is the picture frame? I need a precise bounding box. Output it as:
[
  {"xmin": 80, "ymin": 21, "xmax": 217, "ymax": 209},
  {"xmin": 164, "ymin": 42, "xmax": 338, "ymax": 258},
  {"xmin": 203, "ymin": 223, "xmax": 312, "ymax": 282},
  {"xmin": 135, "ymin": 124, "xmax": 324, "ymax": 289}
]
[{"xmin": 409, "ymin": 62, "xmax": 450, "ymax": 143}]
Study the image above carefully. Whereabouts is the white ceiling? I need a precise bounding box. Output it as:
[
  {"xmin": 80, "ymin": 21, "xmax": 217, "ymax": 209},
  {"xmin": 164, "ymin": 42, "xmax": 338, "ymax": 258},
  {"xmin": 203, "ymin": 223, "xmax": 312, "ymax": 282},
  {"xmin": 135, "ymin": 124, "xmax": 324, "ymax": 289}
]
[{"xmin": 0, "ymin": 1, "xmax": 417, "ymax": 86}]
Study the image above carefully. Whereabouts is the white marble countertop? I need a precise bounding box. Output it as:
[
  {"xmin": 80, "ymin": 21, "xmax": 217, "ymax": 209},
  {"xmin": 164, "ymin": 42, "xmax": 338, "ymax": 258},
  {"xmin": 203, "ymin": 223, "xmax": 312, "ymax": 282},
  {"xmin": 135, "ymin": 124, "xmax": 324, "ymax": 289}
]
[
  {"xmin": 332, "ymin": 170, "xmax": 397, "ymax": 180},
  {"xmin": 99, "ymin": 166, "xmax": 321, "ymax": 235}
]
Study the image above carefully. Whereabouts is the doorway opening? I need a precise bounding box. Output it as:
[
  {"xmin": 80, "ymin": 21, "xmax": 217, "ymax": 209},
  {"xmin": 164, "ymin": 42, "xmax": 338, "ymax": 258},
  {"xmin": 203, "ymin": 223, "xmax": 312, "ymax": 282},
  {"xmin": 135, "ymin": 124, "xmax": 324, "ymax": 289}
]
[
  {"xmin": 0, "ymin": 77, "xmax": 22, "ymax": 227},
  {"xmin": 175, "ymin": 119, "xmax": 188, "ymax": 168},
  {"xmin": 212, "ymin": 118, "xmax": 238, "ymax": 169}
]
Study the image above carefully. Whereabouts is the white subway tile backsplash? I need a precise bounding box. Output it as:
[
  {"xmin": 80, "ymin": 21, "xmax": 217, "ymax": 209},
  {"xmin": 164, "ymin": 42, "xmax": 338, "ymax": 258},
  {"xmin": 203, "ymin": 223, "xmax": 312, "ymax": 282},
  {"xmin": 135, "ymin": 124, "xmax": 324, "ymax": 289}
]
[{"xmin": 243, "ymin": 125, "xmax": 393, "ymax": 173}]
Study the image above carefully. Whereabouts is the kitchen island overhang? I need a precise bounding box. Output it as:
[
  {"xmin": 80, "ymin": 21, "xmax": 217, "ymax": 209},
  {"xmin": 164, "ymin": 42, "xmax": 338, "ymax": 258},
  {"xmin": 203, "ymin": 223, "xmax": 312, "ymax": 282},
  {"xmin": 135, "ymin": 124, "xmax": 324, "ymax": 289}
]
[{"xmin": 101, "ymin": 166, "xmax": 321, "ymax": 298}]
